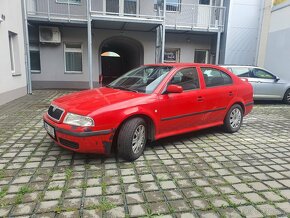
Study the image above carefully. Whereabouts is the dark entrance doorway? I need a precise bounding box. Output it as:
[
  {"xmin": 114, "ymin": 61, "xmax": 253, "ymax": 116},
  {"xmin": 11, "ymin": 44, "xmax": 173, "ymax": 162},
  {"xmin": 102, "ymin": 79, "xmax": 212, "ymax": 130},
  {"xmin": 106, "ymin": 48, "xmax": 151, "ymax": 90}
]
[{"xmin": 100, "ymin": 36, "xmax": 144, "ymax": 85}]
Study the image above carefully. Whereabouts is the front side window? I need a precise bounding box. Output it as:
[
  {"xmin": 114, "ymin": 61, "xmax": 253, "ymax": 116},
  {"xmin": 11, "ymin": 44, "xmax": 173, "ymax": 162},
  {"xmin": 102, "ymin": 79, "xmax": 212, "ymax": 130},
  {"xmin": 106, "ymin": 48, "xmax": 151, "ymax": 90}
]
[
  {"xmin": 252, "ymin": 68, "xmax": 275, "ymax": 79},
  {"xmin": 64, "ymin": 43, "xmax": 82, "ymax": 73},
  {"xmin": 169, "ymin": 68, "xmax": 200, "ymax": 91},
  {"xmin": 230, "ymin": 67, "xmax": 251, "ymax": 77},
  {"xmin": 201, "ymin": 67, "xmax": 232, "ymax": 87},
  {"xmin": 154, "ymin": 0, "xmax": 181, "ymax": 12},
  {"xmin": 108, "ymin": 66, "xmax": 172, "ymax": 93}
]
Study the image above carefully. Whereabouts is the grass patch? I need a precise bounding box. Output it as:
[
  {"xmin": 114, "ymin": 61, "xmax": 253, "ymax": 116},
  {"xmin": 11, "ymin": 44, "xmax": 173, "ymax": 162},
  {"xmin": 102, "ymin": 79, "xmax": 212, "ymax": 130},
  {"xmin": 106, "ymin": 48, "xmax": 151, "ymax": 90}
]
[
  {"xmin": 14, "ymin": 185, "xmax": 33, "ymax": 204},
  {"xmin": 0, "ymin": 170, "xmax": 5, "ymax": 179},
  {"xmin": 88, "ymin": 197, "xmax": 116, "ymax": 212},
  {"xmin": 65, "ymin": 168, "xmax": 73, "ymax": 180},
  {"xmin": 0, "ymin": 186, "xmax": 8, "ymax": 199}
]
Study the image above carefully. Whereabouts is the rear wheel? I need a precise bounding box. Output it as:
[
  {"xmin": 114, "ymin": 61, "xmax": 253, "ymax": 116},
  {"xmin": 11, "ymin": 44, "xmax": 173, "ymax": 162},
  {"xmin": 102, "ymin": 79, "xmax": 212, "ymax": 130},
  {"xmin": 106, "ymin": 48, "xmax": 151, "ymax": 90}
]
[
  {"xmin": 223, "ymin": 104, "xmax": 243, "ymax": 133},
  {"xmin": 283, "ymin": 89, "xmax": 290, "ymax": 104},
  {"xmin": 117, "ymin": 118, "xmax": 147, "ymax": 161}
]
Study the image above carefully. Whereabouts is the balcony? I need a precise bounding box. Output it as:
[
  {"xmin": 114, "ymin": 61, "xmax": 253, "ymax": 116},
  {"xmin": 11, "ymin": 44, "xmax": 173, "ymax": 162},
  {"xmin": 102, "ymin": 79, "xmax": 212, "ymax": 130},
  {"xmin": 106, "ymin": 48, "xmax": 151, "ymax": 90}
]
[
  {"xmin": 26, "ymin": 0, "xmax": 225, "ymax": 32},
  {"xmin": 26, "ymin": 0, "xmax": 87, "ymax": 23},
  {"xmin": 165, "ymin": 3, "xmax": 226, "ymax": 32}
]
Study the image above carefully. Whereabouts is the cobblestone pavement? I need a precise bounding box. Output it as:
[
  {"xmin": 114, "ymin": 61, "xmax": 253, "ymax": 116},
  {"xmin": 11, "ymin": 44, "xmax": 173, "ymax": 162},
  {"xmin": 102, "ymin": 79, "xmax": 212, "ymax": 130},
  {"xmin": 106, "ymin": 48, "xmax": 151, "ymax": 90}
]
[{"xmin": 1, "ymin": 90, "xmax": 290, "ymax": 218}]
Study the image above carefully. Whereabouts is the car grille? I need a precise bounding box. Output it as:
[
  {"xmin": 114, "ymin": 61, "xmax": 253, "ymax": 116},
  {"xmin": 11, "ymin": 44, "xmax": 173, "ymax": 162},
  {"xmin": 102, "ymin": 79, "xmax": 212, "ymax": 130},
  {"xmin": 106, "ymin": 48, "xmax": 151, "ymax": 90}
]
[
  {"xmin": 59, "ymin": 138, "xmax": 79, "ymax": 149},
  {"xmin": 48, "ymin": 105, "xmax": 64, "ymax": 121}
]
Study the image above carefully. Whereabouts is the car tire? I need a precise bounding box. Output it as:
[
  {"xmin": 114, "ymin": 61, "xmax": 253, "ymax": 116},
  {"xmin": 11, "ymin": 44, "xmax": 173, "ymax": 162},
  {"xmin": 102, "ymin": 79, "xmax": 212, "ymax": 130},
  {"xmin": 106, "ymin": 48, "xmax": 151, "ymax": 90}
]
[
  {"xmin": 117, "ymin": 117, "xmax": 147, "ymax": 161},
  {"xmin": 283, "ymin": 89, "xmax": 290, "ymax": 104},
  {"xmin": 223, "ymin": 104, "xmax": 243, "ymax": 133}
]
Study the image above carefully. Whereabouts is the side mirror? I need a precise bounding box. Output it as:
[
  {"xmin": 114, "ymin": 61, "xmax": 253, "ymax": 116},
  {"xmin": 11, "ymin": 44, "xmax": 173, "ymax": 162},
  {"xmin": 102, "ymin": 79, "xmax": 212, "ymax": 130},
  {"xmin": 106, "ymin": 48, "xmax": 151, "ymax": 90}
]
[
  {"xmin": 275, "ymin": 76, "xmax": 280, "ymax": 82},
  {"xmin": 166, "ymin": 84, "xmax": 183, "ymax": 93}
]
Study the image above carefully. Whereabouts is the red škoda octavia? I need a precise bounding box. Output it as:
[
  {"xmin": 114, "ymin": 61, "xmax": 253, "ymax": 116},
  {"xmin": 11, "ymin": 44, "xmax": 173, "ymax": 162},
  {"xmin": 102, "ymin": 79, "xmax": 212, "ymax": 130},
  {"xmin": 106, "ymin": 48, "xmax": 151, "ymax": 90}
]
[{"xmin": 43, "ymin": 64, "xmax": 253, "ymax": 161}]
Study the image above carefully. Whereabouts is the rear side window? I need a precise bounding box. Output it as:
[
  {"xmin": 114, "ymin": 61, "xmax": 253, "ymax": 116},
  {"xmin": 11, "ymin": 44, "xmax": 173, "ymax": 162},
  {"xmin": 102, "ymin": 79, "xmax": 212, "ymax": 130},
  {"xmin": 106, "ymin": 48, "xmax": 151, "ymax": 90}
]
[
  {"xmin": 201, "ymin": 67, "xmax": 232, "ymax": 87},
  {"xmin": 230, "ymin": 67, "xmax": 251, "ymax": 77},
  {"xmin": 169, "ymin": 67, "xmax": 200, "ymax": 91}
]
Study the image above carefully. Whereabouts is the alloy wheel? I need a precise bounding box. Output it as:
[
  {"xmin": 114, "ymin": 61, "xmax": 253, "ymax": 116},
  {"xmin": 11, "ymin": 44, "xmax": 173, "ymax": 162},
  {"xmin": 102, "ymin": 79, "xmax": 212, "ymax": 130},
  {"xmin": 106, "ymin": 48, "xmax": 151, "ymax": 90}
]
[
  {"xmin": 132, "ymin": 125, "xmax": 146, "ymax": 154},
  {"xmin": 230, "ymin": 108, "xmax": 242, "ymax": 129}
]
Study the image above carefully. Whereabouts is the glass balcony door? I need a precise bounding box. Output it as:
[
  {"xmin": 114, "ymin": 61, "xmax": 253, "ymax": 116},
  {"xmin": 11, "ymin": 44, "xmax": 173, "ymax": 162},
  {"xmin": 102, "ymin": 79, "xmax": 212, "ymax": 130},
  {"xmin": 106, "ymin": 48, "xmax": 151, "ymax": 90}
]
[{"xmin": 105, "ymin": 0, "xmax": 137, "ymax": 16}]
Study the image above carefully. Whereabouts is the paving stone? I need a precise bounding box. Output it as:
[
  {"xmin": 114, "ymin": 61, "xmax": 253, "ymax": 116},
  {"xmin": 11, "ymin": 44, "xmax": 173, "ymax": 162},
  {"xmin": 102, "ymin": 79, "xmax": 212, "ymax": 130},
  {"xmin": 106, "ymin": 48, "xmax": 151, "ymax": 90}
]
[
  {"xmin": 164, "ymin": 190, "xmax": 183, "ymax": 200},
  {"xmin": 85, "ymin": 187, "xmax": 102, "ymax": 196},
  {"xmin": 257, "ymin": 204, "xmax": 282, "ymax": 216},
  {"xmin": 128, "ymin": 204, "xmax": 147, "ymax": 217},
  {"xmin": 243, "ymin": 193, "xmax": 266, "ymax": 203},
  {"xmin": 169, "ymin": 200, "xmax": 190, "ymax": 212},
  {"xmin": 190, "ymin": 199, "xmax": 209, "ymax": 210},
  {"xmin": 145, "ymin": 191, "xmax": 164, "ymax": 202},
  {"xmin": 280, "ymin": 189, "xmax": 290, "ymax": 199},
  {"xmin": 261, "ymin": 191, "xmax": 284, "ymax": 202},
  {"xmin": 44, "ymin": 190, "xmax": 62, "ymax": 200},
  {"xmin": 83, "ymin": 209, "xmax": 102, "ymax": 217},
  {"xmin": 232, "ymin": 183, "xmax": 253, "ymax": 193},
  {"xmin": 104, "ymin": 206, "xmax": 126, "ymax": 218},
  {"xmin": 126, "ymin": 193, "xmax": 144, "ymax": 204},
  {"xmin": 0, "ymin": 206, "xmax": 11, "ymax": 217},
  {"xmin": 276, "ymin": 202, "xmax": 290, "ymax": 213},
  {"xmin": 37, "ymin": 200, "xmax": 59, "ymax": 213},
  {"xmin": 64, "ymin": 188, "xmax": 82, "ymax": 198},
  {"xmin": 149, "ymin": 202, "xmax": 169, "ymax": 214},
  {"xmin": 238, "ymin": 205, "xmax": 263, "ymax": 218}
]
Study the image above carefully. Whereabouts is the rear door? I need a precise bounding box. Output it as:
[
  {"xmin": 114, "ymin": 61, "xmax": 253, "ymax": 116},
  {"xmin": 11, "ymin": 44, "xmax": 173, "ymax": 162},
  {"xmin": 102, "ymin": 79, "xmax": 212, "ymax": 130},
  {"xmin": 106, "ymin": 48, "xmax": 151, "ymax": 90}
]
[
  {"xmin": 158, "ymin": 67, "xmax": 204, "ymax": 135},
  {"xmin": 199, "ymin": 67, "xmax": 235, "ymax": 124}
]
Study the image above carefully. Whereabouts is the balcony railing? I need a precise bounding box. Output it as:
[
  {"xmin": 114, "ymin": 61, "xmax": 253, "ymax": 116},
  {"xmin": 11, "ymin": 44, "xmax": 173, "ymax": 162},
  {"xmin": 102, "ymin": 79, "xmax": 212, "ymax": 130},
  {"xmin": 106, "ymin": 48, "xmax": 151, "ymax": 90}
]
[
  {"xmin": 165, "ymin": 3, "xmax": 226, "ymax": 31},
  {"xmin": 90, "ymin": 0, "xmax": 164, "ymax": 23},
  {"xmin": 26, "ymin": 0, "xmax": 87, "ymax": 22},
  {"xmin": 26, "ymin": 0, "xmax": 225, "ymax": 31}
]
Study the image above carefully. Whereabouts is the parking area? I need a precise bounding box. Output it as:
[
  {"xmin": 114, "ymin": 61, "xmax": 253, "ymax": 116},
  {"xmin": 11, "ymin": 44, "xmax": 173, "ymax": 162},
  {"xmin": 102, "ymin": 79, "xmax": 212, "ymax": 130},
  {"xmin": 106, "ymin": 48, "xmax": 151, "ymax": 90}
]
[{"xmin": 0, "ymin": 90, "xmax": 290, "ymax": 217}]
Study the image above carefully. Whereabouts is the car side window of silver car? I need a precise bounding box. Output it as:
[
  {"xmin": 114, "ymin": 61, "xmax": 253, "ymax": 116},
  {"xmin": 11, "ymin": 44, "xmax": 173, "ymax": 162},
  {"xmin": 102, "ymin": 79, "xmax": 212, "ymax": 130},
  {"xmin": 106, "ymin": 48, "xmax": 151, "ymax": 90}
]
[
  {"xmin": 231, "ymin": 67, "xmax": 251, "ymax": 77},
  {"xmin": 252, "ymin": 68, "xmax": 275, "ymax": 79}
]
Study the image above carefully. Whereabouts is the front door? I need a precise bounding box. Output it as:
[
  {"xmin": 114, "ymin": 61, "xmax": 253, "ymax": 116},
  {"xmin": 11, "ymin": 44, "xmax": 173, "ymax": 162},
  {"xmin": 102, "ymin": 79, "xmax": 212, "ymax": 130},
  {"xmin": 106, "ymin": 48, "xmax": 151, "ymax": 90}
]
[
  {"xmin": 158, "ymin": 67, "xmax": 204, "ymax": 135},
  {"xmin": 250, "ymin": 68, "xmax": 285, "ymax": 100}
]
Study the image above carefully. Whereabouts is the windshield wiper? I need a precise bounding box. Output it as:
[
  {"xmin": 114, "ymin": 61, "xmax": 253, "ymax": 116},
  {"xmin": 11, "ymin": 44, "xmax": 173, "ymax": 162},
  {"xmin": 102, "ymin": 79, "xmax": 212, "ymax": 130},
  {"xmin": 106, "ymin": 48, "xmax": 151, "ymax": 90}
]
[{"xmin": 106, "ymin": 85, "xmax": 138, "ymax": 93}]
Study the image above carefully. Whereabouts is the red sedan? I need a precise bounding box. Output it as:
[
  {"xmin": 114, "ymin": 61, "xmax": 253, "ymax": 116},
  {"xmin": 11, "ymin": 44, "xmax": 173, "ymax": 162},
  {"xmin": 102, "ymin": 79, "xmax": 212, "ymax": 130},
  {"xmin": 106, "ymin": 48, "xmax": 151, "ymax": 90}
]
[{"xmin": 43, "ymin": 64, "xmax": 253, "ymax": 161}]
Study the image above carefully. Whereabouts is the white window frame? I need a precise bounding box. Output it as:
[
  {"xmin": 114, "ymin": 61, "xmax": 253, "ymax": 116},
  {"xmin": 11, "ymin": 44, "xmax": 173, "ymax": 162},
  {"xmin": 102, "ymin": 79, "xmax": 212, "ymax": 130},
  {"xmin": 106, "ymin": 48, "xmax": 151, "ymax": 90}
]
[
  {"xmin": 154, "ymin": 0, "xmax": 181, "ymax": 12},
  {"xmin": 8, "ymin": 33, "xmax": 16, "ymax": 75},
  {"xmin": 164, "ymin": 48, "xmax": 180, "ymax": 63},
  {"xmin": 56, "ymin": 0, "xmax": 81, "ymax": 5},
  {"xmin": 30, "ymin": 44, "xmax": 41, "ymax": 74},
  {"xmin": 64, "ymin": 43, "xmax": 83, "ymax": 74},
  {"xmin": 194, "ymin": 49, "xmax": 209, "ymax": 64},
  {"xmin": 103, "ymin": 0, "xmax": 139, "ymax": 16}
]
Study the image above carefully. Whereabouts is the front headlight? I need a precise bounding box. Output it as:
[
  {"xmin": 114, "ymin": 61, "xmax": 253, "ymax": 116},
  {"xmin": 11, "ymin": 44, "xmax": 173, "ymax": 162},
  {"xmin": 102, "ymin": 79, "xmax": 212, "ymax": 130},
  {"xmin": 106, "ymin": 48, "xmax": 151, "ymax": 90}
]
[{"xmin": 63, "ymin": 113, "xmax": 94, "ymax": 127}]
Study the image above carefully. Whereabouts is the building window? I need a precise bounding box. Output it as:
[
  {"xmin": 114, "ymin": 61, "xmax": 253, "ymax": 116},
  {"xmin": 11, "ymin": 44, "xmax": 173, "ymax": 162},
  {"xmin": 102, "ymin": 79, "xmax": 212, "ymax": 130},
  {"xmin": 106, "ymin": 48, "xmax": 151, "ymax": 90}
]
[
  {"xmin": 56, "ymin": 0, "xmax": 81, "ymax": 4},
  {"xmin": 154, "ymin": 0, "xmax": 181, "ymax": 12},
  {"xmin": 8, "ymin": 31, "xmax": 20, "ymax": 76},
  {"xmin": 64, "ymin": 43, "xmax": 83, "ymax": 73},
  {"xmin": 124, "ymin": 0, "xmax": 137, "ymax": 15},
  {"xmin": 164, "ymin": 48, "xmax": 180, "ymax": 63},
  {"xmin": 194, "ymin": 50, "xmax": 208, "ymax": 63},
  {"xmin": 199, "ymin": 0, "xmax": 210, "ymax": 5},
  {"xmin": 30, "ymin": 44, "xmax": 41, "ymax": 74}
]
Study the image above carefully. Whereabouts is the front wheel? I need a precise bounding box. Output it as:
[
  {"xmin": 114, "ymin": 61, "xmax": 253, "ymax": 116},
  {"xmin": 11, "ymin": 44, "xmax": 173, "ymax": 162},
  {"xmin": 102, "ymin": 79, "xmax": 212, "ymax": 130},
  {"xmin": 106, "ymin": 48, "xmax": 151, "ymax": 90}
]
[
  {"xmin": 283, "ymin": 89, "xmax": 290, "ymax": 104},
  {"xmin": 117, "ymin": 118, "xmax": 147, "ymax": 161},
  {"xmin": 223, "ymin": 104, "xmax": 243, "ymax": 133}
]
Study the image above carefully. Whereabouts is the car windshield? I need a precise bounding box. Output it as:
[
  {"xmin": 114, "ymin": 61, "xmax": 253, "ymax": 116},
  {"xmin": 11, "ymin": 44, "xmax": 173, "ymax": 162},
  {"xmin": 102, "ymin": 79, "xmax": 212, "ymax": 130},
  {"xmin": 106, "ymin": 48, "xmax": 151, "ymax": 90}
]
[{"xmin": 107, "ymin": 66, "xmax": 173, "ymax": 94}]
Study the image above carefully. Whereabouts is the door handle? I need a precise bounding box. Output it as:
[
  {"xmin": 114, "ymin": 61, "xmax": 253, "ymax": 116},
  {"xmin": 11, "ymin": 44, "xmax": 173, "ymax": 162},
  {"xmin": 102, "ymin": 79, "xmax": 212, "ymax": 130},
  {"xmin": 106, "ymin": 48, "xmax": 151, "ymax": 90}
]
[
  {"xmin": 229, "ymin": 91, "xmax": 234, "ymax": 96},
  {"xmin": 197, "ymin": 96, "xmax": 204, "ymax": 102}
]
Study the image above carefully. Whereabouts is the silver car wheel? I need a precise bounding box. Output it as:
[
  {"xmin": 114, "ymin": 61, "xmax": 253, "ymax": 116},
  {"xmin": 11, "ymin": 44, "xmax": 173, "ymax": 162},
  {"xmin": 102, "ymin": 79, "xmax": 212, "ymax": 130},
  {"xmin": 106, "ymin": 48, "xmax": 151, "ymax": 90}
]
[
  {"xmin": 287, "ymin": 92, "xmax": 290, "ymax": 102},
  {"xmin": 230, "ymin": 108, "xmax": 242, "ymax": 129},
  {"xmin": 132, "ymin": 125, "xmax": 146, "ymax": 154}
]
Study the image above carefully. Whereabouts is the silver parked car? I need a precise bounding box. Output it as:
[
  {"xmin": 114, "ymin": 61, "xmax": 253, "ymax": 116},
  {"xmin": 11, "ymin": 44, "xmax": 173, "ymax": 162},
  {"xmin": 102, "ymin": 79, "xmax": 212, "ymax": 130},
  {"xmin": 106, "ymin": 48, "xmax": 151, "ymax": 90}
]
[{"xmin": 221, "ymin": 66, "xmax": 290, "ymax": 104}]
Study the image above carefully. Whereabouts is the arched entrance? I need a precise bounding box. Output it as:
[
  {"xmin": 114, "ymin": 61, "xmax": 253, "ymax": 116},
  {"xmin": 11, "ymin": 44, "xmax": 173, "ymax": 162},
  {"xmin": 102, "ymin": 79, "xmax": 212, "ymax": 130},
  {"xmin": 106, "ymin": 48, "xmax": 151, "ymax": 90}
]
[{"xmin": 99, "ymin": 36, "xmax": 144, "ymax": 85}]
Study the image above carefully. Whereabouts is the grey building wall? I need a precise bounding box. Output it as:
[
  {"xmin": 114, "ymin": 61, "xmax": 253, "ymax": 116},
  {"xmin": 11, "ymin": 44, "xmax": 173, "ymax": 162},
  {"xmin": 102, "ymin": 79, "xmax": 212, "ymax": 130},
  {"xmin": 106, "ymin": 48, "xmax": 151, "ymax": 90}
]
[
  {"xmin": 264, "ymin": 1, "xmax": 290, "ymax": 80},
  {"xmin": 31, "ymin": 26, "xmax": 214, "ymax": 89},
  {"xmin": 220, "ymin": 0, "xmax": 264, "ymax": 65},
  {"xmin": 0, "ymin": 0, "xmax": 27, "ymax": 106}
]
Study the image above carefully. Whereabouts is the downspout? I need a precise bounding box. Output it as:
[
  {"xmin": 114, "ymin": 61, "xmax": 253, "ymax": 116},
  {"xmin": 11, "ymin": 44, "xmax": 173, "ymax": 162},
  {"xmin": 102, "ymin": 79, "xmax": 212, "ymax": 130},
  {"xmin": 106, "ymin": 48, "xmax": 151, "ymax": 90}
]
[
  {"xmin": 161, "ymin": 0, "xmax": 166, "ymax": 63},
  {"xmin": 23, "ymin": 0, "xmax": 32, "ymax": 94},
  {"xmin": 87, "ymin": 0, "xmax": 93, "ymax": 89},
  {"xmin": 215, "ymin": 0, "xmax": 224, "ymax": 64}
]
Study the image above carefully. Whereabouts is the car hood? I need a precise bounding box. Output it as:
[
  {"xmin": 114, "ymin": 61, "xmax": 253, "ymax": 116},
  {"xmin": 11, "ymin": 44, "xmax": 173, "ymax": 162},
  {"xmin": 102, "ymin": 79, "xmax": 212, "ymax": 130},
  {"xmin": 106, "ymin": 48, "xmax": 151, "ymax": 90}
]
[{"xmin": 52, "ymin": 87, "xmax": 147, "ymax": 115}]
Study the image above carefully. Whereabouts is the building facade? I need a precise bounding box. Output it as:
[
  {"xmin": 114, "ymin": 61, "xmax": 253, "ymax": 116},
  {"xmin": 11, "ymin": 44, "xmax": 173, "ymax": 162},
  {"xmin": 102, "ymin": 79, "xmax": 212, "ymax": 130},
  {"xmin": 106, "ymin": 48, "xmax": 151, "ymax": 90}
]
[
  {"xmin": 0, "ymin": 0, "xmax": 28, "ymax": 105},
  {"xmin": 26, "ymin": 0, "xmax": 226, "ymax": 89},
  {"xmin": 263, "ymin": 0, "xmax": 290, "ymax": 80}
]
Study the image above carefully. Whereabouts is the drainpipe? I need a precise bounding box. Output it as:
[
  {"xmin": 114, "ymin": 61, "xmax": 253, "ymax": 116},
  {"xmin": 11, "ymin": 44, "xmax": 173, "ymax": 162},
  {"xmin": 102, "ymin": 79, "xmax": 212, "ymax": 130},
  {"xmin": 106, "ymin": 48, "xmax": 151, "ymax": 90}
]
[
  {"xmin": 215, "ymin": 0, "xmax": 224, "ymax": 64},
  {"xmin": 87, "ymin": 0, "xmax": 93, "ymax": 89},
  {"xmin": 23, "ymin": 0, "xmax": 32, "ymax": 94},
  {"xmin": 161, "ymin": 0, "xmax": 166, "ymax": 63}
]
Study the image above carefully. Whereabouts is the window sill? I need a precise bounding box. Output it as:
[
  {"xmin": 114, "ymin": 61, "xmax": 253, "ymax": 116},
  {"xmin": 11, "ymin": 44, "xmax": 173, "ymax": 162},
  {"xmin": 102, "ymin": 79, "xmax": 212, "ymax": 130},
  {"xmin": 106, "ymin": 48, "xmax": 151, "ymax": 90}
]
[
  {"xmin": 65, "ymin": 71, "xmax": 83, "ymax": 74},
  {"xmin": 31, "ymin": 70, "xmax": 41, "ymax": 74},
  {"xmin": 12, "ymin": 72, "xmax": 21, "ymax": 77},
  {"xmin": 56, "ymin": 0, "xmax": 81, "ymax": 5}
]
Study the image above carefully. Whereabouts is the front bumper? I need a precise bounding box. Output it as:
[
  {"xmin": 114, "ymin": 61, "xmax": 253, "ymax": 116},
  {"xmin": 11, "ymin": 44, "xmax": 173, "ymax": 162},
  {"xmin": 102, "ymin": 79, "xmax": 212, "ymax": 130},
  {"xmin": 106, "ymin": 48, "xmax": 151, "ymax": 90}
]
[{"xmin": 43, "ymin": 113, "xmax": 114, "ymax": 154}]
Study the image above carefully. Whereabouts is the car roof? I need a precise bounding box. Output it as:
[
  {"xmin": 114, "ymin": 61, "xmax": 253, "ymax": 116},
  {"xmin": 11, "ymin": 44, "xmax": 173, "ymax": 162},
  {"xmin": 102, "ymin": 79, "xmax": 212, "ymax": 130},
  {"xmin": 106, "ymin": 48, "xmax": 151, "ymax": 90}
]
[
  {"xmin": 220, "ymin": 65, "xmax": 258, "ymax": 68},
  {"xmin": 144, "ymin": 63, "xmax": 222, "ymax": 68}
]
